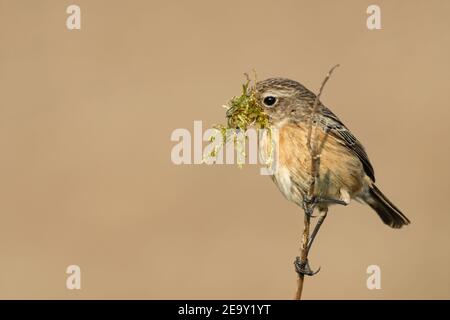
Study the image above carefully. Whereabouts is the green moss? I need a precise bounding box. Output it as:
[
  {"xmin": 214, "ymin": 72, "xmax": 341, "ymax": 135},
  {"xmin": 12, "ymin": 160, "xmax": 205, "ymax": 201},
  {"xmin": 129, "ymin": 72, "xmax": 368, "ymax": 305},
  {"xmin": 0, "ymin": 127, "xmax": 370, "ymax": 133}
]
[
  {"xmin": 222, "ymin": 80, "xmax": 269, "ymax": 131},
  {"xmin": 206, "ymin": 77, "xmax": 273, "ymax": 166}
]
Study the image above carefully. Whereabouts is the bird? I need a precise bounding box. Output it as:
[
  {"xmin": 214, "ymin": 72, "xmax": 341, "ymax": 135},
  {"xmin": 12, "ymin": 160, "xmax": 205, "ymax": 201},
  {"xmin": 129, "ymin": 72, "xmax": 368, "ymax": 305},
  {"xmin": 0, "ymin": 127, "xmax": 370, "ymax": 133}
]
[{"xmin": 254, "ymin": 77, "xmax": 410, "ymax": 231}]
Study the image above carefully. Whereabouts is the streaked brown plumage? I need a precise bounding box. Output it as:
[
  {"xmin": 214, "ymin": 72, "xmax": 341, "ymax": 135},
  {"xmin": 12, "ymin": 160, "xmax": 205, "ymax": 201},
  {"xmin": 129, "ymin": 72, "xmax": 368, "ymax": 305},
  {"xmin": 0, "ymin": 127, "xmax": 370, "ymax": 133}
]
[{"xmin": 256, "ymin": 77, "xmax": 410, "ymax": 228}]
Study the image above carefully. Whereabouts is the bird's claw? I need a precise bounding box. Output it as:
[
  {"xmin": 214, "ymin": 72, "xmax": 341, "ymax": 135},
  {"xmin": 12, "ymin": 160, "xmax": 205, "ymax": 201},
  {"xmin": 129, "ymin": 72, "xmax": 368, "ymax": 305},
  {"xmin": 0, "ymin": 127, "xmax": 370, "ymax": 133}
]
[
  {"xmin": 303, "ymin": 196, "xmax": 347, "ymax": 217},
  {"xmin": 294, "ymin": 257, "xmax": 321, "ymax": 276}
]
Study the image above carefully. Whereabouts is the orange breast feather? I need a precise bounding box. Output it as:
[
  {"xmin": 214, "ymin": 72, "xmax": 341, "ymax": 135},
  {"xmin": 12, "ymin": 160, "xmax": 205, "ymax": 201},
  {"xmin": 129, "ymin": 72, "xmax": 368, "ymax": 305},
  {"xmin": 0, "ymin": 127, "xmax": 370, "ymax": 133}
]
[{"xmin": 277, "ymin": 123, "xmax": 365, "ymax": 199}]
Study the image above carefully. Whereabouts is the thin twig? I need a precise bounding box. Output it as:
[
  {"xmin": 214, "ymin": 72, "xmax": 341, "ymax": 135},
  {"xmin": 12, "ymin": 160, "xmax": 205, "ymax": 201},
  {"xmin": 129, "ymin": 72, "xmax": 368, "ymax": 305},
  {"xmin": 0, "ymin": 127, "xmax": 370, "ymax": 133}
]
[
  {"xmin": 306, "ymin": 64, "xmax": 340, "ymax": 154},
  {"xmin": 295, "ymin": 212, "xmax": 311, "ymax": 300},
  {"xmin": 295, "ymin": 64, "xmax": 339, "ymax": 300}
]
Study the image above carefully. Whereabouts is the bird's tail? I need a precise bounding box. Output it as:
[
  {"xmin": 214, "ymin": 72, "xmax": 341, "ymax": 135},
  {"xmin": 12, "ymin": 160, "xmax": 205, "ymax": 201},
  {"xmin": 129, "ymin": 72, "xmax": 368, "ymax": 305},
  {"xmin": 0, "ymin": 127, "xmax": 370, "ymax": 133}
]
[{"xmin": 364, "ymin": 184, "xmax": 410, "ymax": 229}]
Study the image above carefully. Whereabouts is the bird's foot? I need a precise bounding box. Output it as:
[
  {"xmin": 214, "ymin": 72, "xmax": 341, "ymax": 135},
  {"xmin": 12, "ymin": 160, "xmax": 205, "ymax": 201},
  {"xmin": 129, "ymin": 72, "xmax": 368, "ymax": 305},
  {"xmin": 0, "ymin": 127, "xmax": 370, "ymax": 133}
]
[
  {"xmin": 302, "ymin": 196, "xmax": 318, "ymax": 217},
  {"xmin": 315, "ymin": 197, "xmax": 348, "ymax": 206},
  {"xmin": 303, "ymin": 196, "xmax": 347, "ymax": 214},
  {"xmin": 294, "ymin": 257, "xmax": 321, "ymax": 276}
]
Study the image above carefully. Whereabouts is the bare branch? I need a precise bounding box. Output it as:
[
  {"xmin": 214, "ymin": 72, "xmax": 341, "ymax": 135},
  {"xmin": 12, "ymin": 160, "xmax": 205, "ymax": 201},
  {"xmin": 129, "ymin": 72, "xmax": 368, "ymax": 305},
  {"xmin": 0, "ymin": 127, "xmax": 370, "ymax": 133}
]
[
  {"xmin": 306, "ymin": 64, "xmax": 340, "ymax": 154},
  {"xmin": 295, "ymin": 64, "xmax": 340, "ymax": 300}
]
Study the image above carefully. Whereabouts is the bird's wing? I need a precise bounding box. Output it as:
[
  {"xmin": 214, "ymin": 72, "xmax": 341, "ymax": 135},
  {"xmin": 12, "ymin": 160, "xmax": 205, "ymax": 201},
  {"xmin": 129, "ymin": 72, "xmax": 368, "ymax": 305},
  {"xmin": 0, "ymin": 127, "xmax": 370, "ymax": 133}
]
[{"xmin": 318, "ymin": 106, "xmax": 376, "ymax": 182}]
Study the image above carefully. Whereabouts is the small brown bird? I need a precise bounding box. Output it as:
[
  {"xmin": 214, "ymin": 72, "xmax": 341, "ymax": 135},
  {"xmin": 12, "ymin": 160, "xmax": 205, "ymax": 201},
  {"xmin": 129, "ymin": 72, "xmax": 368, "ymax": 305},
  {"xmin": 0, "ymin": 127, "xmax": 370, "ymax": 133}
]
[{"xmin": 255, "ymin": 77, "xmax": 410, "ymax": 229}]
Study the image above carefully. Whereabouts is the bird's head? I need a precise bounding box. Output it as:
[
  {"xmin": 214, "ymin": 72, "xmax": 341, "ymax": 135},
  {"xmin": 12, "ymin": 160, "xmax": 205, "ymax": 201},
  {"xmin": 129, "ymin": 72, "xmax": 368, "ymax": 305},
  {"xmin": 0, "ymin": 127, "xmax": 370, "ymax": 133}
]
[
  {"xmin": 255, "ymin": 77, "xmax": 314, "ymax": 124},
  {"xmin": 225, "ymin": 77, "xmax": 314, "ymax": 129}
]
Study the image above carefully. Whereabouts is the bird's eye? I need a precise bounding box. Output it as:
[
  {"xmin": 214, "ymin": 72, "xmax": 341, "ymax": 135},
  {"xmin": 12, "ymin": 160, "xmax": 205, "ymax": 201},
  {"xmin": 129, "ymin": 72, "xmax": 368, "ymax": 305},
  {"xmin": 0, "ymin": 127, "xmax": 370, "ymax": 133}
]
[{"xmin": 263, "ymin": 96, "xmax": 277, "ymax": 107}]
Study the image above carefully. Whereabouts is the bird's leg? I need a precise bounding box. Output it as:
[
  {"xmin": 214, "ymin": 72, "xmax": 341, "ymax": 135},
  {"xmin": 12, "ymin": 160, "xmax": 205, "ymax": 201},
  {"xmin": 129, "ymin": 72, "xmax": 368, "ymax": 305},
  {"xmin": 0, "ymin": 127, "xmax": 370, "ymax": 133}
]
[
  {"xmin": 295, "ymin": 196, "xmax": 348, "ymax": 277},
  {"xmin": 306, "ymin": 208, "xmax": 328, "ymax": 256},
  {"xmin": 296, "ymin": 192, "xmax": 348, "ymax": 276},
  {"xmin": 294, "ymin": 208, "xmax": 328, "ymax": 276},
  {"xmin": 295, "ymin": 197, "xmax": 320, "ymax": 276}
]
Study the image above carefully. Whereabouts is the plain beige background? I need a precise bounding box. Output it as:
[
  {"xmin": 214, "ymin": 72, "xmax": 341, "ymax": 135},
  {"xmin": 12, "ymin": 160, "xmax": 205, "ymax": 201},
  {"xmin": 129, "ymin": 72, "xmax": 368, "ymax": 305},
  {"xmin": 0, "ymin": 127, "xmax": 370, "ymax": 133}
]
[{"xmin": 0, "ymin": 0, "xmax": 449, "ymax": 299}]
